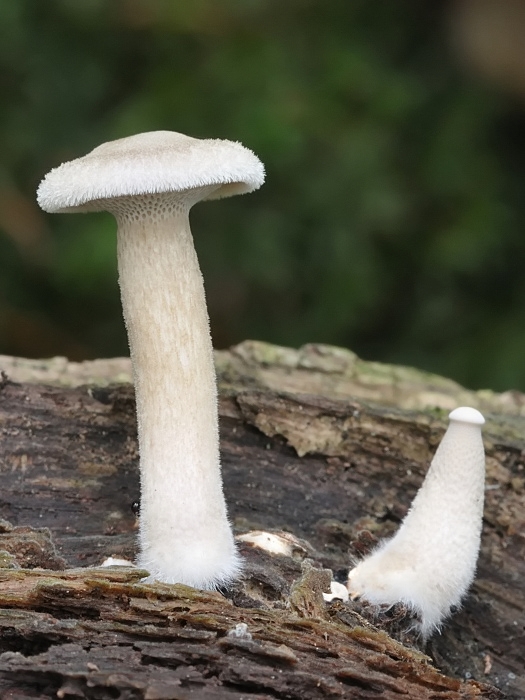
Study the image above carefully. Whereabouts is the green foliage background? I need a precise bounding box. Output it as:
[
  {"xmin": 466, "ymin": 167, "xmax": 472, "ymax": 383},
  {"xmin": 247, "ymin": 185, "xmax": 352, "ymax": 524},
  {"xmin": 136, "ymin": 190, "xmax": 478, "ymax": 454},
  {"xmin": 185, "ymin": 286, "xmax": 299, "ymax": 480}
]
[{"xmin": 1, "ymin": 0, "xmax": 525, "ymax": 391}]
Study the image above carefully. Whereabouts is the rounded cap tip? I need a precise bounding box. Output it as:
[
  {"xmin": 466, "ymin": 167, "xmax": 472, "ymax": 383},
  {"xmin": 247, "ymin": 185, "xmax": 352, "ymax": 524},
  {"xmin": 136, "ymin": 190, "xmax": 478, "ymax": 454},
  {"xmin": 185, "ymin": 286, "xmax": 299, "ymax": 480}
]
[{"xmin": 448, "ymin": 406, "xmax": 485, "ymax": 425}]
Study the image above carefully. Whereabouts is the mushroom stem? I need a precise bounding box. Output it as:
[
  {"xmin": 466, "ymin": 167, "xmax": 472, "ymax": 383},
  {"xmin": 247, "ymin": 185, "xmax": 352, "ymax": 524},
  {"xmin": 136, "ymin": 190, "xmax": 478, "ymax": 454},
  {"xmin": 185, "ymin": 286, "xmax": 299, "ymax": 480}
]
[
  {"xmin": 347, "ymin": 407, "xmax": 486, "ymax": 639},
  {"xmin": 115, "ymin": 190, "xmax": 239, "ymax": 587}
]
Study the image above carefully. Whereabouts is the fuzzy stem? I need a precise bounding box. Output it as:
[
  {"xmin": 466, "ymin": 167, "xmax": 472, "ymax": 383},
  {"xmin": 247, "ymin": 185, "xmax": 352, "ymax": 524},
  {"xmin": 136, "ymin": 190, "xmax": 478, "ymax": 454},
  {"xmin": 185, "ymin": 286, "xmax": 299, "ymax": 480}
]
[
  {"xmin": 347, "ymin": 409, "xmax": 485, "ymax": 638},
  {"xmin": 395, "ymin": 420, "xmax": 485, "ymax": 563},
  {"xmin": 114, "ymin": 193, "xmax": 239, "ymax": 587}
]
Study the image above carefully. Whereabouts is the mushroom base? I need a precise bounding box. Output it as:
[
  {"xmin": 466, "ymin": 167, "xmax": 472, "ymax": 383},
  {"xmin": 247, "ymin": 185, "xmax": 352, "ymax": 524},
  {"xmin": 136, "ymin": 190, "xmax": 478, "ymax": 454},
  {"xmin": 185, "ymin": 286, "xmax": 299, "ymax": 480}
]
[
  {"xmin": 347, "ymin": 543, "xmax": 474, "ymax": 639},
  {"xmin": 138, "ymin": 530, "xmax": 241, "ymax": 589}
]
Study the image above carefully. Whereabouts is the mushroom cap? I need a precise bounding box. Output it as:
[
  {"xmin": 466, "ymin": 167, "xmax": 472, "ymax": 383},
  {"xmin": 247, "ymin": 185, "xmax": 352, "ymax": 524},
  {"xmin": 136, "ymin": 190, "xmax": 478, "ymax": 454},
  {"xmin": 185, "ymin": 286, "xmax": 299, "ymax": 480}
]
[
  {"xmin": 37, "ymin": 131, "xmax": 265, "ymax": 213},
  {"xmin": 448, "ymin": 406, "xmax": 485, "ymax": 425}
]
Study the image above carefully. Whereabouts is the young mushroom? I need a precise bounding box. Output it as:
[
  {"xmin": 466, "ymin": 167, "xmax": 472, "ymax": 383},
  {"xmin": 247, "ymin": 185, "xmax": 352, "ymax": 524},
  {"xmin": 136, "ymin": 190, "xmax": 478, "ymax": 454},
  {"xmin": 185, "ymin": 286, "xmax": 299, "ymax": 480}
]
[
  {"xmin": 37, "ymin": 131, "xmax": 265, "ymax": 588},
  {"xmin": 347, "ymin": 406, "xmax": 486, "ymax": 639}
]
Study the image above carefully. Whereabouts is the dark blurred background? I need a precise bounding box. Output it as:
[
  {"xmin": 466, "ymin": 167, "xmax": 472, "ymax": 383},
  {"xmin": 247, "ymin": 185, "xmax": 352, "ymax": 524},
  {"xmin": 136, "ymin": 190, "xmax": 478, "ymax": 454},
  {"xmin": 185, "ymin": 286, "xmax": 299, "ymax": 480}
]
[{"xmin": 2, "ymin": 0, "xmax": 525, "ymax": 391}]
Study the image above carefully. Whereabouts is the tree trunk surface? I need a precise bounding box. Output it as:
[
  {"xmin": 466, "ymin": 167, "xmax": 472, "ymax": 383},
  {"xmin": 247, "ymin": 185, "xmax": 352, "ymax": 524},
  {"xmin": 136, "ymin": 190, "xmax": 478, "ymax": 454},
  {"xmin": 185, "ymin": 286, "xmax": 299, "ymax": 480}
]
[{"xmin": 0, "ymin": 341, "xmax": 523, "ymax": 700}]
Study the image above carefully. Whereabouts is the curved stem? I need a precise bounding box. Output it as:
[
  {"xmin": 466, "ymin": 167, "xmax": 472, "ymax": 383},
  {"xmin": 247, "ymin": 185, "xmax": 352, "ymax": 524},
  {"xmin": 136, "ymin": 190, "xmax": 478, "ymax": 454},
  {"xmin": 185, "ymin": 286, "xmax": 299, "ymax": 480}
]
[{"xmin": 347, "ymin": 414, "xmax": 485, "ymax": 638}]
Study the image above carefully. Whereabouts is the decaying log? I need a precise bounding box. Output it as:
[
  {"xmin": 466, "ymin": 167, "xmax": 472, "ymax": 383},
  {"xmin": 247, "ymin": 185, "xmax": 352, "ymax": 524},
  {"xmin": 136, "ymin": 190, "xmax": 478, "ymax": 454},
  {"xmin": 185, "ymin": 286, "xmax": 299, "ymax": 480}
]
[{"xmin": 0, "ymin": 341, "xmax": 523, "ymax": 699}]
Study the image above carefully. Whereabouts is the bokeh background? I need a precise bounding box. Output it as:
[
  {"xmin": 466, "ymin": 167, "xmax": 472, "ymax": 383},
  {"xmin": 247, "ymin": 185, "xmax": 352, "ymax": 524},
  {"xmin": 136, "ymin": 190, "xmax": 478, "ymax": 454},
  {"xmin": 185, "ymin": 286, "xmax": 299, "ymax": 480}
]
[{"xmin": 2, "ymin": 0, "xmax": 525, "ymax": 391}]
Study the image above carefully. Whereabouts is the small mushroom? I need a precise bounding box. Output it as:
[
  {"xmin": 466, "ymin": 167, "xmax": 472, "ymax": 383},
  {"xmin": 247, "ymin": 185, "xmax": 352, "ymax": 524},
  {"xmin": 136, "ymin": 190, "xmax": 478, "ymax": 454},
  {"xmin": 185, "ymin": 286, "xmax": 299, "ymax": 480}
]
[
  {"xmin": 347, "ymin": 406, "xmax": 486, "ymax": 639},
  {"xmin": 37, "ymin": 131, "xmax": 265, "ymax": 588}
]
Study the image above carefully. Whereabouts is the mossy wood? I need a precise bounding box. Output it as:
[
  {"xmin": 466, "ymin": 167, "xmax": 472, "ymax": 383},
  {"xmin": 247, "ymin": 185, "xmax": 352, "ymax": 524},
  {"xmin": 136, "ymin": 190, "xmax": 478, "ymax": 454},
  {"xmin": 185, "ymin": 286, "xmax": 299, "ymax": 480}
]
[{"xmin": 0, "ymin": 341, "xmax": 523, "ymax": 699}]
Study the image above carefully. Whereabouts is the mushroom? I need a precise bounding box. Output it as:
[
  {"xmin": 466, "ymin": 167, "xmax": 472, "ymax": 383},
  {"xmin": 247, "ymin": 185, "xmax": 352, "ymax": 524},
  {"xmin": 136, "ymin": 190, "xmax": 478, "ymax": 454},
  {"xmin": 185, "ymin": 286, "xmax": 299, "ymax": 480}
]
[
  {"xmin": 347, "ymin": 406, "xmax": 486, "ymax": 639},
  {"xmin": 37, "ymin": 131, "xmax": 265, "ymax": 588}
]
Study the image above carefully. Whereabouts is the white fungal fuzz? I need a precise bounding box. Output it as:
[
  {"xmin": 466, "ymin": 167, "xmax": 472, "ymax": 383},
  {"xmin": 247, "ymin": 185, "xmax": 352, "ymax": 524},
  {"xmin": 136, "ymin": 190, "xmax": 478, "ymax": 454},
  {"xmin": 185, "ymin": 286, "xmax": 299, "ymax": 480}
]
[
  {"xmin": 323, "ymin": 581, "xmax": 350, "ymax": 603},
  {"xmin": 347, "ymin": 406, "xmax": 486, "ymax": 639},
  {"xmin": 227, "ymin": 623, "xmax": 252, "ymax": 640},
  {"xmin": 100, "ymin": 556, "xmax": 135, "ymax": 568},
  {"xmin": 236, "ymin": 531, "xmax": 295, "ymax": 557}
]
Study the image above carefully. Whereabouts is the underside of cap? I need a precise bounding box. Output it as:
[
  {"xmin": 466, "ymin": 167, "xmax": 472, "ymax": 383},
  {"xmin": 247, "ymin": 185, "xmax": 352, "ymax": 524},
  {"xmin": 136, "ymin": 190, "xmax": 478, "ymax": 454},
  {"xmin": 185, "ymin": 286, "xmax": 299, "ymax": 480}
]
[{"xmin": 37, "ymin": 131, "xmax": 265, "ymax": 213}]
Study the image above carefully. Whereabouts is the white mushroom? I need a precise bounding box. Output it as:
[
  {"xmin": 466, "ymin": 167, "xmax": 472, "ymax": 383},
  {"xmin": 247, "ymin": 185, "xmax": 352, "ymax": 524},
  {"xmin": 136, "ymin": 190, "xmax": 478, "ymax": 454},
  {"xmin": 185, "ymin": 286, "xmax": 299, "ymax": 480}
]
[
  {"xmin": 37, "ymin": 131, "xmax": 265, "ymax": 588},
  {"xmin": 347, "ymin": 406, "xmax": 486, "ymax": 639}
]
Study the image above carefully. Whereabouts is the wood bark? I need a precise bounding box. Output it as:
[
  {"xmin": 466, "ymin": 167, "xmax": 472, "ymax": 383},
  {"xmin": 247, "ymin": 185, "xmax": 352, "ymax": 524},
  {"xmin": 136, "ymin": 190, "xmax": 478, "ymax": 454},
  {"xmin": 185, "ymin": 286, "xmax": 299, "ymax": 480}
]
[{"xmin": 0, "ymin": 341, "xmax": 523, "ymax": 699}]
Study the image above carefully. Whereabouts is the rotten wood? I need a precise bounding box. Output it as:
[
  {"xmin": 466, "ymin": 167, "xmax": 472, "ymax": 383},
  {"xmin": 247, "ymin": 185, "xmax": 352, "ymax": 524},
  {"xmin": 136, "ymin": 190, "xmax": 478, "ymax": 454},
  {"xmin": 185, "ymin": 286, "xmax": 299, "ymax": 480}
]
[{"xmin": 0, "ymin": 340, "xmax": 524, "ymax": 699}]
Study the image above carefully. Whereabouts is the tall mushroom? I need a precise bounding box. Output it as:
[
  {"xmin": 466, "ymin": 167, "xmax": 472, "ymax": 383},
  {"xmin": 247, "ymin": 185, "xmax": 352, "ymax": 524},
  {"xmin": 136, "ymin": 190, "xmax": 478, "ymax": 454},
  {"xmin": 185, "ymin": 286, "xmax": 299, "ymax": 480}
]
[
  {"xmin": 347, "ymin": 406, "xmax": 486, "ymax": 639},
  {"xmin": 37, "ymin": 131, "xmax": 265, "ymax": 588}
]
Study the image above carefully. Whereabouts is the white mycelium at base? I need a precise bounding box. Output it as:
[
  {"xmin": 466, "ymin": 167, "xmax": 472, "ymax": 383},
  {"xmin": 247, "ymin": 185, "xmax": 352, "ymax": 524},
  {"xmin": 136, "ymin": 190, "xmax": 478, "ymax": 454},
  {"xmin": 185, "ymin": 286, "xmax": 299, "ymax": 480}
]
[{"xmin": 347, "ymin": 406, "xmax": 486, "ymax": 639}]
